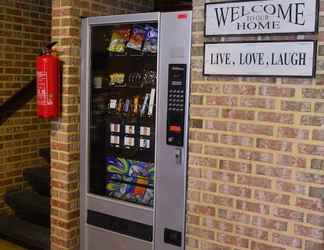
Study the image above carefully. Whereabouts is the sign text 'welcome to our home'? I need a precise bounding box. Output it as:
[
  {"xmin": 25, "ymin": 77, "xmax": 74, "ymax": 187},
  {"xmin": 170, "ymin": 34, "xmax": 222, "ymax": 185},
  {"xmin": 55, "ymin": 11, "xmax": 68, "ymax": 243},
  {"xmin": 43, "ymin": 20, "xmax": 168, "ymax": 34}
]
[{"xmin": 205, "ymin": 0, "xmax": 319, "ymax": 36}]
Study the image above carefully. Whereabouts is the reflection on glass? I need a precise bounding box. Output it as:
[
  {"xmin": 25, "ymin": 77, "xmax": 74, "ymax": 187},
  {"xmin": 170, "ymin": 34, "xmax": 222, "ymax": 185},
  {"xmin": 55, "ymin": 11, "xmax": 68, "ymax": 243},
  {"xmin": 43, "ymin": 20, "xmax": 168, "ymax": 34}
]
[{"xmin": 89, "ymin": 23, "xmax": 158, "ymax": 207}]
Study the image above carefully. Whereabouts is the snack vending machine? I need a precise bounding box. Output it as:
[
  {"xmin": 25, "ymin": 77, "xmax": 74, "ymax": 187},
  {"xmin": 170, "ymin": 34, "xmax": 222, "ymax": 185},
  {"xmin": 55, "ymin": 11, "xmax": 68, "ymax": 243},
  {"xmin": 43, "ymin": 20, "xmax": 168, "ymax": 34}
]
[{"xmin": 80, "ymin": 12, "xmax": 192, "ymax": 250}]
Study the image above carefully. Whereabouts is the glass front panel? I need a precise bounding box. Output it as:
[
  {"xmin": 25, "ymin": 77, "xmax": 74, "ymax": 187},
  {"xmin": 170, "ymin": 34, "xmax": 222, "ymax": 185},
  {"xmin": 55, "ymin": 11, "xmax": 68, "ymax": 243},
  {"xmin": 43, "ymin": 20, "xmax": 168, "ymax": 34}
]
[{"xmin": 89, "ymin": 22, "xmax": 158, "ymax": 207}]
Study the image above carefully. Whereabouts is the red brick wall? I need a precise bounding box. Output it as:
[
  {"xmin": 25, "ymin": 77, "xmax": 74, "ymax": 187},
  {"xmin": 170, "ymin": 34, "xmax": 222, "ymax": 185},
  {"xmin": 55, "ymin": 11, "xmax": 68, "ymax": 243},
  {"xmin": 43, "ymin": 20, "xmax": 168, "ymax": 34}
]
[
  {"xmin": 50, "ymin": 1, "xmax": 154, "ymax": 249},
  {"xmin": 0, "ymin": 0, "xmax": 51, "ymax": 214},
  {"xmin": 186, "ymin": 1, "xmax": 324, "ymax": 250}
]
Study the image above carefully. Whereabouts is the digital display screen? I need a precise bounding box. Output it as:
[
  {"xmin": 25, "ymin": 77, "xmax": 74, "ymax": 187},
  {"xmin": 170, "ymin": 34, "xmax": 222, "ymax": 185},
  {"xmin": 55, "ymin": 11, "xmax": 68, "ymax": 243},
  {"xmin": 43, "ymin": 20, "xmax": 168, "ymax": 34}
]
[{"xmin": 169, "ymin": 65, "xmax": 186, "ymax": 86}]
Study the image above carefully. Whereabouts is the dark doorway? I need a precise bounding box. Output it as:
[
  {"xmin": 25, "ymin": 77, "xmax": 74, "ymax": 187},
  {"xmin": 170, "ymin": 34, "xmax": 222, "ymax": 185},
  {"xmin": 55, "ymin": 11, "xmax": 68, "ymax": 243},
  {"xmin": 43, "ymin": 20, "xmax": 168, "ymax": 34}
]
[{"xmin": 154, "ymin": 0, "xmax": 192, "ymax": 11}]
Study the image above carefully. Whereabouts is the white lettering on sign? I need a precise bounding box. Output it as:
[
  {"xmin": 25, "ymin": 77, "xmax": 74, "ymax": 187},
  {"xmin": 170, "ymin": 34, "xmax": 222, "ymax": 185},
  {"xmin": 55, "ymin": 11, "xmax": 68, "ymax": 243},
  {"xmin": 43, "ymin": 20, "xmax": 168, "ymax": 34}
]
[
  {"xmin": 205, "ymin": 0, "xmax": 318, "ymax": 35},
  {"xmin": 204, "ymin": 41, "xmax": 316, "ymax": 77},
  {"xmin": 36, "ymin": 71, "xmax": 51, "ymax": 105}
]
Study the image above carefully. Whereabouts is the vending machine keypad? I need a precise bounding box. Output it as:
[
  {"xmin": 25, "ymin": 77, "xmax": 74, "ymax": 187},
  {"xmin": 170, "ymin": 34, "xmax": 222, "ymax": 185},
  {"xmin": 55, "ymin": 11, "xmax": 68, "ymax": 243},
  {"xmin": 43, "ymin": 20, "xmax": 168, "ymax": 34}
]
[{"xmin": 167, "ymin": 64, "xmax": 187, "ymax": 147}]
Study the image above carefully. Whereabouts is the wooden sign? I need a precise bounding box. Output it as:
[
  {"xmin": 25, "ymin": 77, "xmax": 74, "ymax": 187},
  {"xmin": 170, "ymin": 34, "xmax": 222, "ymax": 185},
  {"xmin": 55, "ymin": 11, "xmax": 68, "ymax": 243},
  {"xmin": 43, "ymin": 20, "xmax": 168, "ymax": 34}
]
[
  {"xmin": 205, "ymin": 0, "xmax": 319, "ymax": 36},
  {"xmin": 204, "ymin": 41, "xmax": 317, "ymax": 77}
]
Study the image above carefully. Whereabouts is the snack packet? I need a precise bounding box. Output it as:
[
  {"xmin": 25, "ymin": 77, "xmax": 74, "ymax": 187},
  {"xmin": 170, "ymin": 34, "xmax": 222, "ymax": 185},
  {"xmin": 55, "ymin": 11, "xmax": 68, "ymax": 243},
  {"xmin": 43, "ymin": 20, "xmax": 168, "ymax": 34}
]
[
  {"xmin": 126, "ymin": 25, "xmax": 146, "ymax": 51},
  {"xmin": 108, "ymin": 26, "xmax": 131, "ymax": 53},
  {"xmin": 109, "ymin": 73, "xmax": 125, "ymax": 86},
  {"xmin": 106, "ymin": 156, "xmax": 154, "ymax": 180},
  {"xmin": 143, "ymin": 25, "xmax": 158, "ymax": 53},
  {"xmin": 106, "ymin": 180, "xmax": 154, "ymax": 207}
]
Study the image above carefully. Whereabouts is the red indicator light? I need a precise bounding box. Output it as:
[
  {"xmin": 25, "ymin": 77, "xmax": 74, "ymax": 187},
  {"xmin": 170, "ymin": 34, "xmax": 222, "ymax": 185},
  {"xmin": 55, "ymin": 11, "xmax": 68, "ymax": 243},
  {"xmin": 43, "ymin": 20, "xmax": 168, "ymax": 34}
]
[
  {"xmin": 170, "ymin": 125, "xmax": 182, "ymax": 133},
  {"xmin": 177, "ymin": 13, "xmax": 188, "ymax": 19}
]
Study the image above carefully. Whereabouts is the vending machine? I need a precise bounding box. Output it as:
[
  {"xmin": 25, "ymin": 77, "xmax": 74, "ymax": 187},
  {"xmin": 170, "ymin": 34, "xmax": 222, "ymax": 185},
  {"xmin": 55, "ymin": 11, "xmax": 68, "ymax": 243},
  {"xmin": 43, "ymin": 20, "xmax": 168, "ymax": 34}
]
[{"xmin": 80, "ymin": 11, "xmax": 192, "ymax": 250}]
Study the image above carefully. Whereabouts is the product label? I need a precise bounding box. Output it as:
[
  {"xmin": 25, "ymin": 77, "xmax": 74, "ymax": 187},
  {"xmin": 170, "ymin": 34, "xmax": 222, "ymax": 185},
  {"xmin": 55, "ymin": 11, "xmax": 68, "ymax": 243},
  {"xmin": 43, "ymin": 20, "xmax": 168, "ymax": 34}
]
[
  {"xmin": 125, "ymin": 125, "xmax": 135, "ymax": 135},
  {"xmin": 140, "ymin": 138, "xmax": 150, "ymax": 149},
  {"xmin": 124, "ymin": 137, "xmax": 135, "ymax": 147},
  {"xmin": 140, "ymin": 127, "xmax": 151, "ymax": 136},
  {"xmin": 110, "ymin": 123, "xmax": 120, "ymax": 133},
  {"xmin": 109, "ymin": 99, "xmax": 117, "ymax": 109},
  {"xmin": 110, "ymin": 135, "xmax": 120, "ymax": 145}
]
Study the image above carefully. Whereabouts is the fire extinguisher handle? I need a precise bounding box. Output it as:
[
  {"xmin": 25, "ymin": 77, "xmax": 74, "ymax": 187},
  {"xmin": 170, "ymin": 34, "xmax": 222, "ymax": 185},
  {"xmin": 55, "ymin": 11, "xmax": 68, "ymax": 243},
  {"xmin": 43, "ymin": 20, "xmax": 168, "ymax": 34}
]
[
  {"xmin": 41, "ymin": 42, "xmax": 58, "ymax": 55},
  {"xmin": 46, "ymin": 42, "xmax": 58, "ymax": 50}
]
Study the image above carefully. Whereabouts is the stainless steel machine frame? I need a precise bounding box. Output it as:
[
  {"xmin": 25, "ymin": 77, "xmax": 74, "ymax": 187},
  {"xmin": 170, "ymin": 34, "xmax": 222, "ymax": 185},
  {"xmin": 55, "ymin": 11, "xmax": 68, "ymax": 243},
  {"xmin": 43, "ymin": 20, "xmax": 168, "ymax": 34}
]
[{"xmin": 80, "ymin": 11, "xmax": 192, "ymax": 250}]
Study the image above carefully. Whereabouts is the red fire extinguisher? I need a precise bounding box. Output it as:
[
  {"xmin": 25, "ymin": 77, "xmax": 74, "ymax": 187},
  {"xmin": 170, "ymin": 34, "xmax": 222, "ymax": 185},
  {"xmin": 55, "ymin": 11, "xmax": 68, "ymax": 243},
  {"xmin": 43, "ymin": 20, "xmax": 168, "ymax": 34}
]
[{"xmin": 36, "ymin": 42, "xmax": 60, "ymax": 119}]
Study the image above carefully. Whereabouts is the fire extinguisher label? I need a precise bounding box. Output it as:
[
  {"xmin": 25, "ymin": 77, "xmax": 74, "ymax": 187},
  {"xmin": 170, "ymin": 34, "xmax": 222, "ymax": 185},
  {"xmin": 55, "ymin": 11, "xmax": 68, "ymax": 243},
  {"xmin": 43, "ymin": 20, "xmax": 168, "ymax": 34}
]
[{"xmin": 37, "ymin": 71, "xmax": 53, "ymax": 105}]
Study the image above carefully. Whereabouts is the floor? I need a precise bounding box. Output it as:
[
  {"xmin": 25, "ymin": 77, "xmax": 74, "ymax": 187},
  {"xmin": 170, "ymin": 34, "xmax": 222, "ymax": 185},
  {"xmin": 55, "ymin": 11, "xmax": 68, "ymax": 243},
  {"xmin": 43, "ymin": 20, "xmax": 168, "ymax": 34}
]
[{"xmin": 0, "ymin": 239, "xmax": 25, "ymax": 250}]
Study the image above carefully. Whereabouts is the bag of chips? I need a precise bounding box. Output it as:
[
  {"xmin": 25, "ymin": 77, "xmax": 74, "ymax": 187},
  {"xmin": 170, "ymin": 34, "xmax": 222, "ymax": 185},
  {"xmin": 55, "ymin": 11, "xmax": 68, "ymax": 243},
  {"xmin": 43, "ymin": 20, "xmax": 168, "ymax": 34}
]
[
  {"xmin": 108, "ymin": 26, "xmax": 131, "ymax": 53},
  {"xmin": 109, "ymin": 73, "xmax": 125, "ymax": 86},
  {"xmin": 126, "ymin": 25, "xmax": 146, "ymax": 51},
  {"xmin": 143, "ymin": 25, "xmax": 158, "ymax": 53}
]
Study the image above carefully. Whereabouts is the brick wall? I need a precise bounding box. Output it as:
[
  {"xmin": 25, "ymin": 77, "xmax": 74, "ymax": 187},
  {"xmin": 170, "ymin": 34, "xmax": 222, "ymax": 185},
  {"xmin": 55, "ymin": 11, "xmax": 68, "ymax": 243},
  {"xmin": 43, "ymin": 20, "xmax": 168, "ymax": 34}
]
[
  {"xmin": 187, "ymin": 1, "xmax": 324, "ymax": 250},
  {"xmin": 50, "ymin": 1, "xmax": 154, "ymax": 249},
  {"xmin": 0, "ymin": 0, "xmax": 51, "ymax": 214}
]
